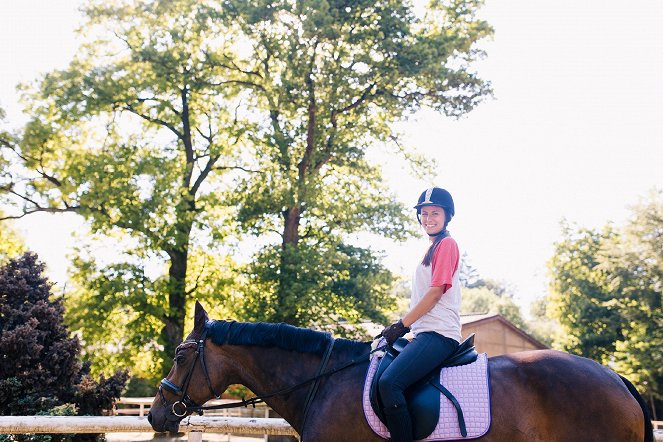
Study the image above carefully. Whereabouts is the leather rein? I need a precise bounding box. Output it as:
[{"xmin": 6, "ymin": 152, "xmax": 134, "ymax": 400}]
[{"xmin": 158, "ymin": 325, "xmax": 386, "ymax": 428}]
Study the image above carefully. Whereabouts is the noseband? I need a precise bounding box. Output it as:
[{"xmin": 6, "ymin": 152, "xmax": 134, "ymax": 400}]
[{"xmin": 158, "ymin": 326, "xmax": 221, "ymax": 420}]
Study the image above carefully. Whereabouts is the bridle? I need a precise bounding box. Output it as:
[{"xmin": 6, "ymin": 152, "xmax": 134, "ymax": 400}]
[{"xmin": 158, "ymin": 326, "xmax": 221, "ymax": 421}]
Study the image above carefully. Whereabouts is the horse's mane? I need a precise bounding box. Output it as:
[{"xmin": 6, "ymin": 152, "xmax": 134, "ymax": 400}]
[{"xmin": 207, "ymin": 320, "xmax": 366, "ymax": 356}]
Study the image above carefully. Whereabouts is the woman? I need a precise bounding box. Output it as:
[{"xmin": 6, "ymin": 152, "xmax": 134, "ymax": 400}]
[{"xmin": 378, "ymin": 186, "xmax": 462, "ymax": 442}]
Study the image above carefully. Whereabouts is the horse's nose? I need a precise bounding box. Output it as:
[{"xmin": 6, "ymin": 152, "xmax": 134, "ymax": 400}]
[{"xmin": 147, "ymin": 411, "xmax": 153, "ymax": 425}]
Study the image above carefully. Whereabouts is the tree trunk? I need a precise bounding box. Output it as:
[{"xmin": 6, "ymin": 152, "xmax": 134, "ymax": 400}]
[
  {"xmin": 282, "ymin": 206, "xmax": 301, "ymax": 247},
  {"xmin": 160, "ymin": 247, "xmax": 188, "ymax": 376},
  {"xmin": 160, "ymin": 213, "xmax": 194, "ymax": 376},
  {"xmin": 276, "ymin": 206, "xmax": 302, "ymax": 325}
]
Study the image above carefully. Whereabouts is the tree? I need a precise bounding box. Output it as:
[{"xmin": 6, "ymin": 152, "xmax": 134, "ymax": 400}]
[
  {"xmin": 460, "ymin": 286, "xmax": 526, "ymax": 328},
  {"xmin": 0, "ymin": 0, "xmax": 492, "ymax": 377},
  {"xmin": 598, "ymin": 191, "xmax": 662, "ymax": 417},
  {"xmin": 546, "ymin": 223, "xmax": 625, "ymax": 361},
  {"xmin": 459, "ymin": 252, "xmax": 481, "ymax": 288},
  {"xmin": 242, "ymin": 243, "xmax": 397, "ymax": 338},
  {"xmin": 224, "ymin": 0, "xmax": 493, "ymax": 324},
  {"xmin": 0, "ymin": 0, "xmax": 252, "ymax": 376},
  {"xmin": 0, "ymin": 253, "xmax": 127, "ymax": 441},
  {"xmin": 546, "ymin": 192, "xmax": 662, "ymax": 415}
]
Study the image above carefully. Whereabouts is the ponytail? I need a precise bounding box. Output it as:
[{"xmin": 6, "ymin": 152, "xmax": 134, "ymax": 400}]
[{"xmin": 422, "ymin": 230, "xmax": 449, "ymax": 266}]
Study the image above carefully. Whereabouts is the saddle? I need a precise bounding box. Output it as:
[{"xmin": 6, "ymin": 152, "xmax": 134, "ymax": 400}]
[{"xmin": 368, "ymin": 334, "xmax": 478, "ymax": 440}]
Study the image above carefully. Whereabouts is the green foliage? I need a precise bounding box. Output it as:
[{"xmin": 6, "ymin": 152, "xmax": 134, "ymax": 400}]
[
  {"xmin": 2, "ymin": 0, "xmax": 249, "ymax": 376},
  {"xmin": 225, "ymin": 0, "xmax": 492, "ymax": 322},
  {"xmin": 546, "ymin": 190, "xmax": 663, "ymax": 405},
  {"xmin": 526, "ymin": 296, "xmax": 559, "ymax": 347},
  {"xmin": 241, "ymin": 241, "xmax": 395, "ymax": 338},
  {"xmin": 0, "ymin": 253, "xmax": 127, "ymax": 441},
  {"xmin": 65, "ymin": 243, "xmax": 236, "ymax": 382},
  {"xmin": 599, "ymin": 191, "xmax": 663, "ymax": 401},
  {"xmin": 0, "ymin": 218, "xmax": 25, "ymax": 264},
  {"xmin": 460, "ymin": 286, "xmax": 525, "ymax": 328},
  {"xmin": 0, "ymin": 0, "xmax": 493, "ymax": 380},
  {"xmin": 547, "ymin": 223, "xmax": 624, "ymax": 361}
]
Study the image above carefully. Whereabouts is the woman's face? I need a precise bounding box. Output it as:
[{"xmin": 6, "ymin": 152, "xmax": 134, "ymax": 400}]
[{"xmin": 420, "ymin": 205, "xmax": 446, "ymax": 236}]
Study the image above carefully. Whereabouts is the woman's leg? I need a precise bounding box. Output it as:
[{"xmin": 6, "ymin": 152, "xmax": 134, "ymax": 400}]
[{"xmin": 378, "ymin": 333, "xmax": 458, "ymax": 442}]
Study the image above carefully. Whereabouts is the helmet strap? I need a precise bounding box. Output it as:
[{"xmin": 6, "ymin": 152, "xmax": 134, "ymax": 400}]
[{"xmin": 428, "ymin": 229, "xmax": 449, "ymax": 239}]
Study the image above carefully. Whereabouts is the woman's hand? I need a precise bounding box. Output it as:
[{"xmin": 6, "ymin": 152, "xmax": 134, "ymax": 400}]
[{"xmin": 381, "ymin": 319, "xmax": 410, "ymax": 345}]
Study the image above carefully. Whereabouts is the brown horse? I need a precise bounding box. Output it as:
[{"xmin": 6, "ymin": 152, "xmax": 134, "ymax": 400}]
[{"xmin": 148, "ymin": 302, "xmax": 653, "ymax": 441}]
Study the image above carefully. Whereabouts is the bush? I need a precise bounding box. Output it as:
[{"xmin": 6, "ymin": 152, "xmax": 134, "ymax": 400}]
[{"xmin": 0, "ymin": 253, "xmax": 128, "ymax": 441}]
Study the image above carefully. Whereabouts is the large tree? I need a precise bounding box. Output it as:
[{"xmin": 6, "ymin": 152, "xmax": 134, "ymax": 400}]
[
  {"xmin": 598, "ymin": 191, "xmax": 663, "ymax": 417},
  {"xmin": 222, "ymin": 0, "xmax": 493, "ymax": 324},
  {"xmin": 1, "ymin": 0, "xmax": 253, "ymax": 376},
  {"xmin": 1, "ymin": 0, "xmax": 492, "ymax": 377},
  {"xmin": 547, "ymin": 223, "xmax": 625, "ymax": 361}
]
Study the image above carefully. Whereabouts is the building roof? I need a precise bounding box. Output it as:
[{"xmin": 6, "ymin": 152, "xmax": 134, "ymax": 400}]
[{"xmin": 461, "ymin": 313, "xmax": 548, "ymax": 350}]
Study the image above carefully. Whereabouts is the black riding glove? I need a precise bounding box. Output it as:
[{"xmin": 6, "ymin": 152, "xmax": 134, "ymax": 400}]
[{"xmin": 381, "ymin": 319, "xmax": 410, "ymax": 345}]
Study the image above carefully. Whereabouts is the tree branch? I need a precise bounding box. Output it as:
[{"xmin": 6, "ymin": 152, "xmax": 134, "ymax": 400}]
[
  {"xmin": 212, "ymin": 165, "xmax": 262, "ymax": 174},
  {"xmin": 122, "ymin": 104, "xmax": 184, "ymax": 139},
  {"xmin": 0, "ymin": 187, "xmax": 80, "ymax": 221},
  {"xmin": 190, "ymin": 154, "xmax": 220, "ymax": 196},
  {"xmin": 338, "ymin": 83, "xmax": 377, "ymax": 114},
  {"xmin": 204, "ymin": 51, "xmax": 263, "ymax": 78}
]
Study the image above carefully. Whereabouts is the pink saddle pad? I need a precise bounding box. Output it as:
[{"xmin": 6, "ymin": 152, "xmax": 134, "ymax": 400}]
[{"xmin": 362, "ymin": 351, "xmax": 491, "ymax": 441}]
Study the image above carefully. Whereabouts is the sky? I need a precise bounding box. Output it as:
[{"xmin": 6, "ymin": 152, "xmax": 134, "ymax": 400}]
[{"xmin": 1, "ymin": 0, "xmax": 662, "ymax": 313}]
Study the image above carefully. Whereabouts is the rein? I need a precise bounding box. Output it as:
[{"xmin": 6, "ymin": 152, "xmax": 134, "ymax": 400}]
[{"xmin": 159, "ymin": 327, "xmax": 386, "ymax": 421}]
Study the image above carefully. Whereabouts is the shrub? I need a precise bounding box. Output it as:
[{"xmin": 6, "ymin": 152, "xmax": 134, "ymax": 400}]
[{"xmin": 0, "ymin": 253, "xmax": 128, "ymax": 441}]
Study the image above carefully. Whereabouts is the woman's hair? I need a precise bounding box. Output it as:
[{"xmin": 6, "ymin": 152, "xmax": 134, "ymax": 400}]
[{"xmin": 422, "ymin": 230, "xmax": 448, "ymax": 266}]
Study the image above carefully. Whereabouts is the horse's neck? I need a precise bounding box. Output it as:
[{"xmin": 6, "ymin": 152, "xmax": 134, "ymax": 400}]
[{"xmin": 228, "ymin": 345, "xmax": 326, "ymax": 431}]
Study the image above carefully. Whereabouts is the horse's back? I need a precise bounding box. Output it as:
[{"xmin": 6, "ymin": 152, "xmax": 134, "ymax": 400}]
[{"xmin": 485, "ymin": 349, "xmax": 645, "ymax": 441}]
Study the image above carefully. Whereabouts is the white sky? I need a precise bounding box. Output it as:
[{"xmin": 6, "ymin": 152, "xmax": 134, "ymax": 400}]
[{"xmin": 1, "ymin": 0, "xmax": 662, "ymax": 313}]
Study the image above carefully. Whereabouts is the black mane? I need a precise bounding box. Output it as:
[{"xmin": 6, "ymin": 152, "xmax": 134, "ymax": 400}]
[{"xmin": 207, "ymin": 320, "xmax": 366, "ymax": 356}]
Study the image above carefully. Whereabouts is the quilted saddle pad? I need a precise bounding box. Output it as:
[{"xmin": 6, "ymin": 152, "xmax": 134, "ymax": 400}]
[{"xmin": 362, "ymin": 352, "xmax": 491, "ymax": 441}]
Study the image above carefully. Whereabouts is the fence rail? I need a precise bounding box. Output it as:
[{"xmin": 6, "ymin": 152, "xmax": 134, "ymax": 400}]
[
  {"xmin": 0, "ymin": 416, "xmax": 297, "ymax": 437},
  {"xmin": 1, "ymin": 415, "xmax": 661, "ymax": 441}
]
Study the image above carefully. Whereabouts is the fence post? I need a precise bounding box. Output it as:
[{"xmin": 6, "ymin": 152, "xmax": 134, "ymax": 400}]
[
  {"xmin": 188, "ymin": 431, "xmax": 203, "ymax": 442},
  {"xmin": 264, "ymin": 408, "xmax": 270, "ymax": 442}
]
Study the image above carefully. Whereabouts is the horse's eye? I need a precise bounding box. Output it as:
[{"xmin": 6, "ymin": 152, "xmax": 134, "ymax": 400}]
[{"xmin": 174, "ymin": 354, "xmax": 185, "ymax": 364}]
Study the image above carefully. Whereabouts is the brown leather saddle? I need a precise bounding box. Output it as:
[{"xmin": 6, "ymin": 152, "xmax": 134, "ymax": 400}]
[{"xmin": 368, "ymin": 334, "xmax": 478, "ymax": 440}]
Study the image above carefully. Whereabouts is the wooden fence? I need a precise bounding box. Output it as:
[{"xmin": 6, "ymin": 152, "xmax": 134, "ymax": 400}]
[
  {"xmin": 0, "ymin": 414, "xmax": 660, "ymax": 441},
  {"xmin": 0, "ymin": 416, "xmax": 298, "ymax": 441}
]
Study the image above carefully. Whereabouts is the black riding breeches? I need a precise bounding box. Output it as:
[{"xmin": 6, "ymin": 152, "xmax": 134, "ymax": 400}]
[{"xmin": 378, "ymin": 331, "xmax": 459, "ymax": 409}]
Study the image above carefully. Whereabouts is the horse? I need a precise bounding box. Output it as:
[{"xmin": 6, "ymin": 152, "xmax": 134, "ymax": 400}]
[{"xmin": 148, "ymin": 302, "xmax": 653, "ymax": 441}]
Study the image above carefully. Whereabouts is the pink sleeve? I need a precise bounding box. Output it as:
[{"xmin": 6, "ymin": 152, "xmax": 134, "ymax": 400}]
[{"xmin": 430, "ymin": 238, "xmax": 460, "ymax": 287}]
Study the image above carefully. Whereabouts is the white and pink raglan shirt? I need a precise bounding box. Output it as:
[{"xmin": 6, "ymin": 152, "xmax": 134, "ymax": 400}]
[{"xmin": 409, "ymin": 237, "xmax": 462, "ymax": 343}]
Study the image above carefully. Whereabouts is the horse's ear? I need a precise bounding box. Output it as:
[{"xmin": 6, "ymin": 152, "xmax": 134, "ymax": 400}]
[{"xmin": 194, "ymin": 301, "xmax": 209, "ymax": 331}]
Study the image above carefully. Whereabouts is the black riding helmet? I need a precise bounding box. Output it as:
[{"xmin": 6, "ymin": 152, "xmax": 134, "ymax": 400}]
[{"xmin": 414, "ymin": 187, "xmax": 455, "ymax": 226}]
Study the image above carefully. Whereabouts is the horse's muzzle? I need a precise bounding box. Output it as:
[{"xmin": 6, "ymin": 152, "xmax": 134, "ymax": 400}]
[{"xmin": 147, "ymin": 410, "xmax": 181, "ymax": 433}]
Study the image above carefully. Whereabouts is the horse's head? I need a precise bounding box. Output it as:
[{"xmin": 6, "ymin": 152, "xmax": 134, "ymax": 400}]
[{"xmin": 148, "ymin": 301, "xmax": 235, "ymax": 432}]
